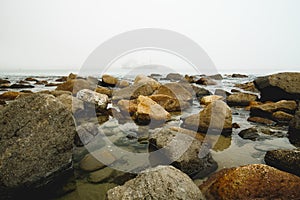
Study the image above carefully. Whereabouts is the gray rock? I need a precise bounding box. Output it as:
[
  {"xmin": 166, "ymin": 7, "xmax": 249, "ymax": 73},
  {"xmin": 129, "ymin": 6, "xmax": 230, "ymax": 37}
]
[
  {"xmin": 238, "ymin": 127, "xmax": 259, "ymax": 141},
  {"xmin": 76, "ymin": 89, "xmax": 108, "ymax": 110},
  {"xmin": 149, "ymin": 127, "xmax": 217, "ymax": 179},
  {"xmin": 0, "ymin": 94, "xmax": 76, "ymax": 198},
  {"xmin": 165, "ymin": 73, "xmax": 183, "ymax": 81},
  {"xmin": 254, "ymin": 72, "xmax": 300, "ymax": 101},
  {"xmin": 106, "ymin": 165, "xmax": 205, "ymax": 200},
  {"xmin": 265, "ymin": 149, "xmax": 300, "ymax": 177}
]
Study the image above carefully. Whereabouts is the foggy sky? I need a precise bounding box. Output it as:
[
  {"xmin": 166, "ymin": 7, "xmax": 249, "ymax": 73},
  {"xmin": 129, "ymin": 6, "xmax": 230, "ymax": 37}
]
[{"xmin": 0, "ymin": 0, "xmax": 299, "ymax": 74}]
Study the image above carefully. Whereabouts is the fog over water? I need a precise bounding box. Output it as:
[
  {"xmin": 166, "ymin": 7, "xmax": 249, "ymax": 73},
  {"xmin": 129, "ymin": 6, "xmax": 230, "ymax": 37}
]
[{"xmin": 1, "ymin": 0, "xmax": 300, "ymax": 74}]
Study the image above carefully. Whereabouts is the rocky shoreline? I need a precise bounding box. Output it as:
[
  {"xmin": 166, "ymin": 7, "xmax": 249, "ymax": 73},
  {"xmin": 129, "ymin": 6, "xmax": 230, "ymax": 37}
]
[{"xmin": 0, "ymin": 72, "xmax": 299, "ymax": 199}]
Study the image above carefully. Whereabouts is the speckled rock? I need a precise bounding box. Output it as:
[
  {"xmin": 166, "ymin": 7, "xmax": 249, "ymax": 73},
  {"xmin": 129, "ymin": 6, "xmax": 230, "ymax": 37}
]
[
  {"xmin": 149, "ymin": 127, "xmax": 217, "ymax": 179},
  {"xmin": 265, "ymin": 149, "xmax": 300, "ymax": 177},
  {"xmin": 107, "ymin": 165, "xmax": 205, "ymax": 200},
  {"xmin": 199, "ymin": 164, "xmax": 300, "ymax": 200},
  {"xmin": 254, "ymin": 72, "xmax": 300, "ymax": 101},
  {"xmin": 0, "ymin": 94, "xmax": 76, "ymax": 198},
  {"xmin": 76, "ymin": 89, "xmax": 108, "ymax": 110},
  {"xmin": 182, "ymin": 100, "xmax": 232, "ymax": 136}
]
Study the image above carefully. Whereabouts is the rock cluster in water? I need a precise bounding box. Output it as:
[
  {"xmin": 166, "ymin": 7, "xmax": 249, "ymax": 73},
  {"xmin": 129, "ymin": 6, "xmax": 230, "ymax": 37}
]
[{"xmin": 0, "ymin": 71, "xmax": 299, "ymax": 199}]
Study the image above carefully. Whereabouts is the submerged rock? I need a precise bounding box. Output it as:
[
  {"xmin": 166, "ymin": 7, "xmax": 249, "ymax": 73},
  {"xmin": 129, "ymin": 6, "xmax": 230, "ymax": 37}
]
[
  {"xmin": 182, "ymin": 100, "xmax": 232, "ymax": 135},
  {"xmin": 265, "ymin": 149, "xmax": 300, "ymax": 177},
  {"xmin": 107, "ymin": 165, "xmax": 205, "ymax": 200},
  {"xmin": 149, "ymin": 127, "xmax": 217, "ymax": 179},
  {"xmin": 0, "ymin": 94, "xmax": 76, "ymax": 198},
  {"xmin": 238, "ymin": 127, "xmax": 259, "ymax": 141},
  {"xmin": 254, "ymin": 72, "xmax": 300, "ymax": 101},
  {"xmin": 199, "ymin": 164, "xmax": 300, "ymax": 200}
]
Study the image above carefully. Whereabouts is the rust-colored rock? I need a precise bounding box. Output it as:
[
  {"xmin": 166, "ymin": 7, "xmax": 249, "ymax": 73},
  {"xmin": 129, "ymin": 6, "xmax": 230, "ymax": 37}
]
[
  {"xmin": 199, "ymin": 164, "xmax": 300, "ymax": 200},
  {"xmin": 0, "ymin": 91, "xmax": 21, "ymax": 101}
]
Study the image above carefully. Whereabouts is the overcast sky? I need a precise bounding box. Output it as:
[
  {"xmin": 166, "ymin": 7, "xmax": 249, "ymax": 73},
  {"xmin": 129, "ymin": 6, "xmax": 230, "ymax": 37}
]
[{"xmin": 0, "ymin": 0, "xmax": 299, "ymax": 74}]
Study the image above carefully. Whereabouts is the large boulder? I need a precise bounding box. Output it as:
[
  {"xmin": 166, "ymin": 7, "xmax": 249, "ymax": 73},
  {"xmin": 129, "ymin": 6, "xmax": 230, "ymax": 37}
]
[
  {"xmin": 106, "ymin": 165, "xmax": 205, "ymax": 200},
  {"xmin": 199, "ymin": 164, "xmax": 300, "ymax": 200},
  {"xmin": 154, "ymin": 82, "xmax": 193, "ymax": 102},
  {"xmin": 254, "ymin": 72, "xmax": 300, "ymax": 101},
  {"xmin": 0, "ymin": 94, "xmax": 76, "ymax": 198},
  {"xmin": 112, "ymin": 83, "xmax": 154, "ymax": 101},
  {"xmin": 149, "ymin": 127, "xmax": 217, "ymax": 179},
  {"xmin": 182, "ymin": 100, "xmax": 232, "ymax": 135},
  {"xmin": 226, "ymin": 92, "xmax": 258, "ymax": 106},
  {"xmin": 264, "ymin": 149, "xmax": 300, "ymax": 177}
]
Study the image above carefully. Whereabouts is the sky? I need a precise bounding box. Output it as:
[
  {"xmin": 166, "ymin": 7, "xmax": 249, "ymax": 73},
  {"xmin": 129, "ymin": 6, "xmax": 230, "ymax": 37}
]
[{"xmin": 0, "ymin": 0, "xmax": 299, "ymax": 74}]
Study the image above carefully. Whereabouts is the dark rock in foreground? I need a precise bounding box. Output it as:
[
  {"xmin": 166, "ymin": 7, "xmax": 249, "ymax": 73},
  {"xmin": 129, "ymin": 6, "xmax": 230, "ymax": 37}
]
[
  {"xmin": 254, "ymin": 72, "xmax": 300, "ymax": 102},
  {"xmin": 107, "ymin": 165, "xmax": 205, "ymax": 200},
  {"xmin": 0, "ymin": 94, "xmax": 76, "ymax": 199},
  {"xmin": 265, "ymin": 149, "xmax": 300, "ymax": 177},
  {"xmin": 199, "ymin": 164, "xmax": 300, "ymax": 200}
]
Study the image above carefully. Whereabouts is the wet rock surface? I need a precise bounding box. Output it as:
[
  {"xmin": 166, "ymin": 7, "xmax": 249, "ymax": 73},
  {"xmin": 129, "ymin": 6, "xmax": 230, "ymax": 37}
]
[
  {"xmin": 264, "ymin": 149, "xmax": 300, "ymax": 177},
  {"xmin": 107, "ymin": 165, "xmax": 205, "ymax": 200},
  {"xmin": 199, "ymin": 164, "xmax": 300, "ymax": 200},
  {"xmin": 182, "ymin": 100, "xmax": 232, "ymax": 135},
  {"xmin": 149, "ymin": 127, "xmax": 217, "ymax": 179},
  {"xmin": 0, "ymin": 94, "xmax": 76, "ymax": 199},
  {"xmin": 226, "ymin": 92, "xmax": 258, "ymax": 106}
]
